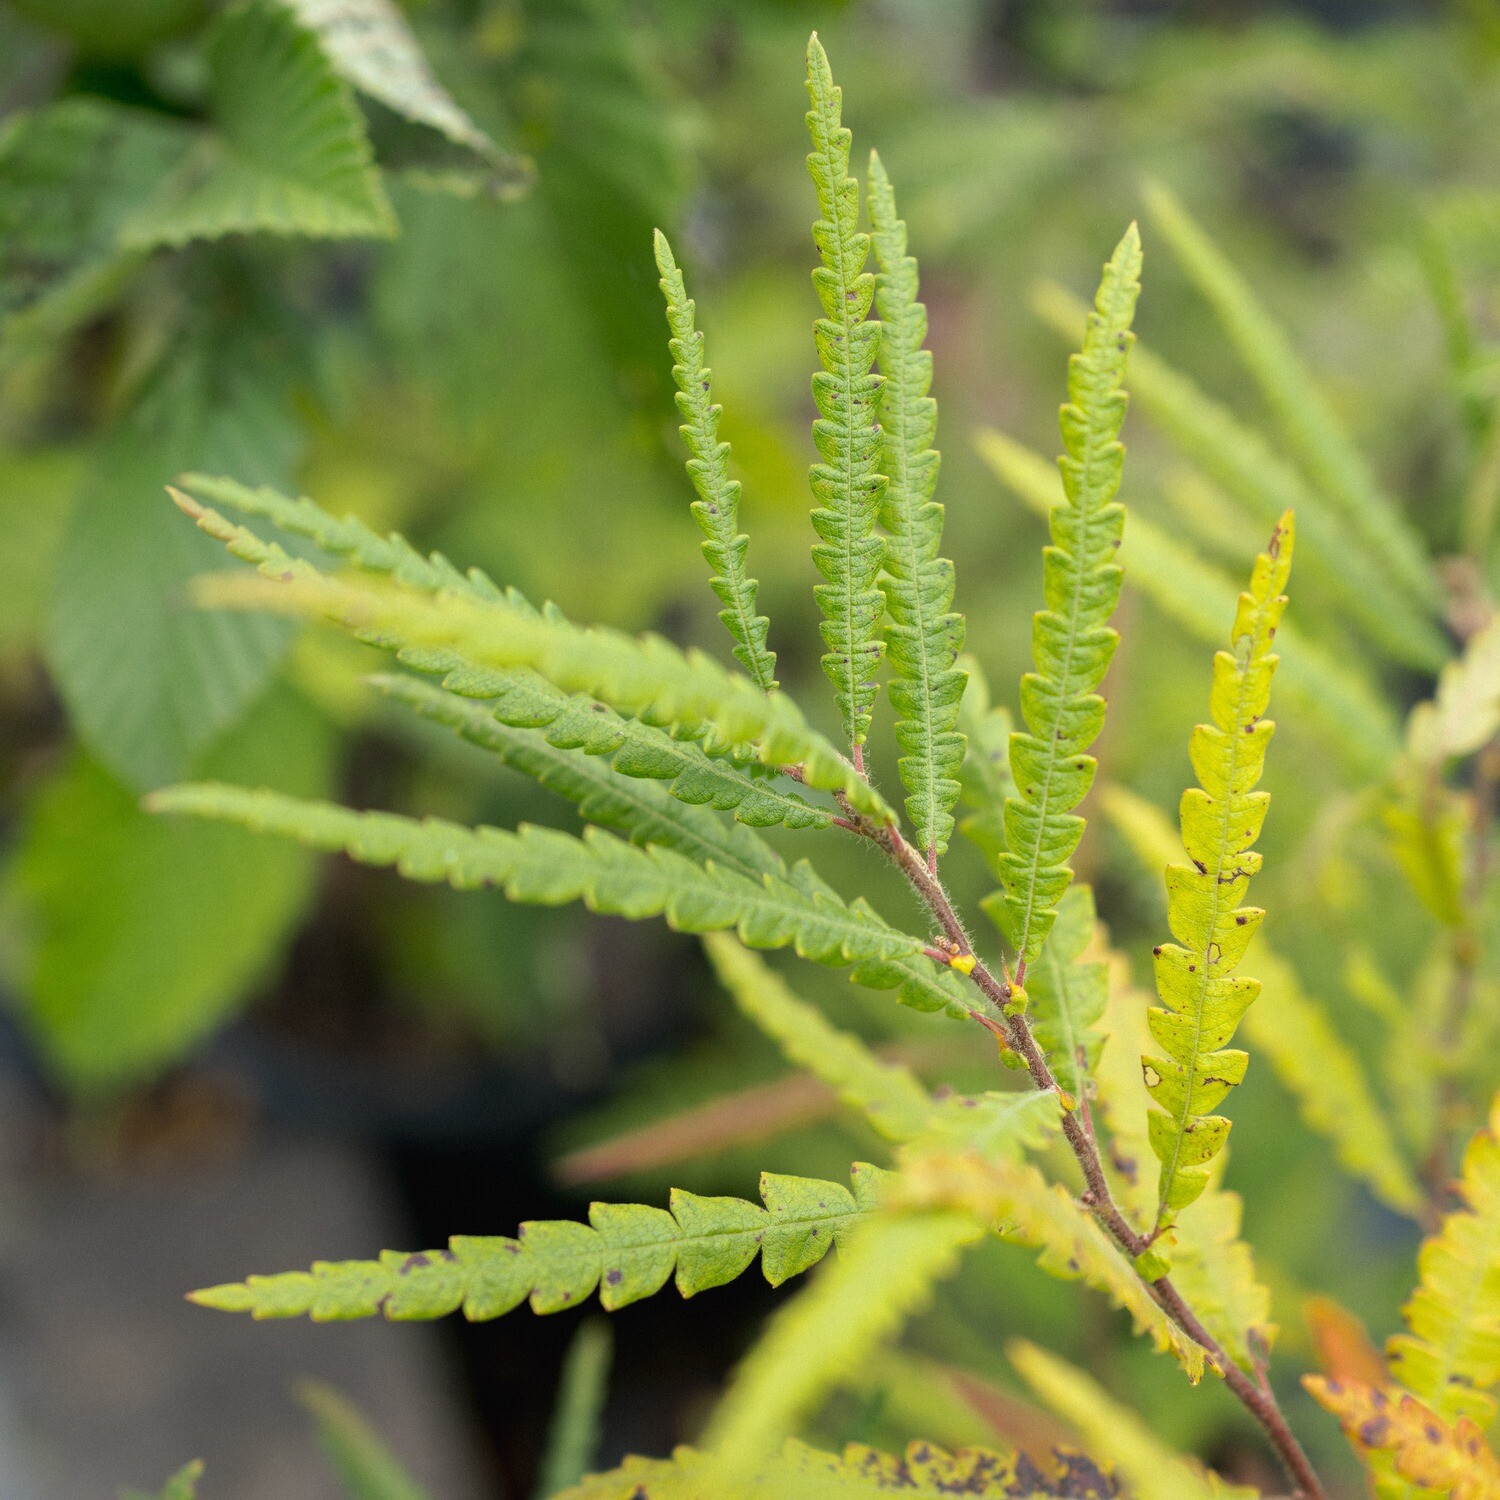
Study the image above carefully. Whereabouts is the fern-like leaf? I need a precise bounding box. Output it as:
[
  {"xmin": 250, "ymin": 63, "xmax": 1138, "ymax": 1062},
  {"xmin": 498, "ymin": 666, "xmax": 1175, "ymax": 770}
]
[
  {"xmin": 121, "ymin": 0, "xmax": 395, "ymax": 248},
  {"xmin": 977, "ymin": 428, "xmax": 1400, "ymax": 775},
  {"xmin": 804, "ymin": 34, "xmax": 886, "ymax": 749},
  {"xmin": 703, "ymin": 932, "xmax": 938, "ymax": 1142},
  {"xmin": 1015, "ymin": 884, "xmax": 1107, "ymax": 1111},
  {"xmin": 190, "ymin": 1162, "xmax": 891, "ymax": 1321},
  {"xmin": 1086, "ymin": 919, "xmax": 1275, "ymax": 1365},
  {"xmin": 1144, "ymin": 181, "xmax": 1437, "ymax": 619},
  {"xmin": 1101, "ymin": 782, "xmax": 1425, "ymax": 1220},
  {"xmin": 654, "ymin": 231, "xmax": 778, "ymax": 693},
  {"xmin": 554, "ymin": 1438, "xmax": 1118, "ymax": 1500},
  {"xmin": 1011, "ymin": 1342, "xmax": 1247, "ymax": 1500},
  {"xmin": 1387, "ymin": 1097, "xmax": 1500, "ymax": 1427},
  {"xmin": 146, "ymin": 786, "xmax": 922, "ymax": 967},
  {"xmin": 1307, "ymin": 1378, "xmax": 1500, "ymax": 1500},
  {"xmin": 895, "ymin": 1152, "xmax": 1207, "ymax": 1380},
  {"xmin": 1146, "ymin": 515, "xmax": 1294, "ymax": 1228},
  {"xmin": 177, "ymin": 476, "xmax": 824, "ymax": 832},
  {"xmin": 998, "ymin": 225, "xmax": 1142, "ymax": 969},
  {"xmin": 957, "ymin": 662, "xmax": 1018, "ymax": 879},
  {"xmin": 1168, "ymin": 1186, "xmax": 1275, "ymax": 1374},
  {"xmin": 702, "ymin": 1209, "xmax": 984, "ymax": 1476},
  {"xmin": 1030, "ymin": 280, "xmax": 1450, "ymax": 673},
  {"xmin": 868, "ymin": 150, "xmax": 966, "ymax": 855},
  {"xmin": 171, "ymin": 487, "xmax": 893, "ymax": 821},
  {"xmin": 374, "ymin": 676, "xmax": 787, "ymax": 883},
  {"xmin": 382, "ymin": 666, "xmax": 830, "ymax": 834}
]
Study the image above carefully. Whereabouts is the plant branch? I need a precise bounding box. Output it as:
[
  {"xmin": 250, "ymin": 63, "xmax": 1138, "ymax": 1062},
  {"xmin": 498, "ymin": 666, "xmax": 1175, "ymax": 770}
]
[{"xmin": 835, "ymin": 806, "xmax": 1328, "ymax": 1500}]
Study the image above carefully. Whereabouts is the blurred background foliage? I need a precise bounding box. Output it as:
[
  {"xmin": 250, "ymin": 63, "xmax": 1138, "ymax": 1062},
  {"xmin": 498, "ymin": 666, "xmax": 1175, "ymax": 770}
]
[{"xmin": 3, "ymin": 0, "xmax": 1500, "ymax": 1492}]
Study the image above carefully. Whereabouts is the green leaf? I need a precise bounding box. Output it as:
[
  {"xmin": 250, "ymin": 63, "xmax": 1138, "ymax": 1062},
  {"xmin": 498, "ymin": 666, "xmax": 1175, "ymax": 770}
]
[
  {"xmin": 804, "ymin": 34, "xmax": 886, "ymax": 749},
  {"xmin": 1387, "ymin": 1097, "xmax": 1500, "ymax": 1428},
  {"xmin": 284, "ymin": 0, "xmax": 497, "ymax": 158},
  {"xmin": 1101, "ymin": 783, "xmax": 1424, "ymax": 1220},
  {"xmin": 187, "ymin": 1162, "xmax": 891, "ymax": 1320},
  {"xmin": 1168, "ymin": 1186, "xmax": 1275, "ymax": 1374},
  {"xmin": 1010, "ymin": 1342, "xmax": 1242, "ymax": 1500},
  {"xmin": 0, "ymin": 447, "xmax": 80, "ymax": 659},
  {"xmin": 895, "ymin": 1152, "xmax": 1207, "ymax": 1380},
  {"xmin": 371, "ymin": 675, "xmax": 799, "ymax": 882},
  {"xmin": 45, "ymin": 326, "xmax": 302, "ymax": 792},
  {"xmin": 996, "ymin": 225, "xmax": 1141, "ymax": 967},
  {"xmin": 123, "ymin": 1460, "xmax": 205, "ymax": 1500},
  {"xmin": 174, "ymin": 478, "xmax": 893, "ymax": 821},
  {"xmin": 1143, "ymin": 181, "xmax": 1437, "ymax": 620},
  {"xmin": 1407, "ymin": 614, "xmax": 1500, "ymax": 767},
  {"xmin": 122, "ymin": 0, "xmax": 396, "ymax": 249},
  {"xmin": 0, "ymin": 99, "xmax": 190, "ymax": 358},
  {"xmin": 868, "ymin": 150, "xmax": 966, "ymax": 856},
  {"xmin": 1021, "ymin": 884, "xmax": 1108, "ymax": 1112},
  {"xmin": 1030, "ymin": 280, "xmax": 1450, "ymax": 674},
  {"xmin": 536, "ymin": 1321, "xmax": 613, "ymax": 1499},
  {"xmin": 703, "ymin": 932, "xmax": 939, "ymax": 1143},
  {"xmin": 395, "ymin": 662, "xmax": 828, "ymax": 833},
  {"xmin": 553, "ymin": 1438, "xmax": 1117, "ymax": 1500},
  {"xmin": 4, "ymin": 685, "xmax": 334, "ymax": 1090},
  {"xmin": 977, "ymin": 428, "xmax": 1400, "ymax": 775},
  {"xmin": 956, "ymin": 660, "xmax": 1017, "ymax": 881},
  {"xmin": 654, "ymin": 231, "xmax": 778, "ymax": 693},
  {"xmin": 701, "ymin": 1209, "xmax": 984, "ymax": 1477},
  {"xmin": 298, "ymin": 1383, "xmax": 431, "ymax": 1500},
  {"xmin": 1146, "ymin": 517, "xmax": 1294, "ymax": 1227},
  {"xmin": 145, "ymin": 785, "xmax": 923, "ymax": 969}
]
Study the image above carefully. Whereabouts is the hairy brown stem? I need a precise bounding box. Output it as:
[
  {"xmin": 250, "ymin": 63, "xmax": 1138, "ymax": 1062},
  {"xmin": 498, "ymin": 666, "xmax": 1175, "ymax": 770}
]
[{"xmin": 837, "ymin": 806, "xmax": 1327, "ymax": 1500}]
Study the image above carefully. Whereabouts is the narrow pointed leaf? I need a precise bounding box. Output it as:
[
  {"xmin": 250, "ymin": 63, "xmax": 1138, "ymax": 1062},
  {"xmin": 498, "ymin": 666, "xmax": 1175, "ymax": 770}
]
[
  {"xmin": 655, "ymin": 231, "xmax": 777, "ymax": 693},
  {"xmin": 146, "ymin": 785, "xmax": 921, "ymax": 969},
  {"xmin": 868, "ymin": 151, "xmax": 966, "ymax": 855},
  {"xmin": 171, "ymin": 483, "xmax": 893, "ymax": 820},
  {"xmin": 189, "ymin": 1163, "xmax": 892, "ymax": 1322},
  {"xmin": 978, "ymin": 429, "xmax": 1399, "ymax": 774},
  {"xmin": 804, "ymin": 35, "xmax": 886, "ymax": 747},
  {"xmin": 1146, "ymin": 517, "xmax": 1294, "ymax": 1227},
  {"xmin": 1030, "ymin": 279, "xmax": 1449, "ymax": 673},
  {"xmin": 1144, "ymin": 181, "xmax": 1436, "ymax": 619},
  {"xmin": 997, "ymin": 226, "xmax": 1141, "ymax": 966}
]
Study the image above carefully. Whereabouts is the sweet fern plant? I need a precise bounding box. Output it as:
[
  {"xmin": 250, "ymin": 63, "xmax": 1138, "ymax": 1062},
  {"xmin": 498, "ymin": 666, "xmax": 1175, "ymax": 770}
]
[{"xmin": 126, "ymin": 33, "xmax": 1500, "ymax": 1500}]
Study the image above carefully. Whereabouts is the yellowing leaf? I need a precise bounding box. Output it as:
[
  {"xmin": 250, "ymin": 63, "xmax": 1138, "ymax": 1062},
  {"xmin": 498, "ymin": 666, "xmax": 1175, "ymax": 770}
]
[{"xmin": 1307, "ymin": 1378, "xmax": 1500, "ymax": 1500}]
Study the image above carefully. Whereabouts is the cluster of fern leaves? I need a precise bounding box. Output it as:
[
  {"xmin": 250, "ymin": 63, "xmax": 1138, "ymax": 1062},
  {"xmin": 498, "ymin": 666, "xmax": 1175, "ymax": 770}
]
[{"xmin": 120, "ymin": 31, "xmax": 1500, "ymax": 1500}]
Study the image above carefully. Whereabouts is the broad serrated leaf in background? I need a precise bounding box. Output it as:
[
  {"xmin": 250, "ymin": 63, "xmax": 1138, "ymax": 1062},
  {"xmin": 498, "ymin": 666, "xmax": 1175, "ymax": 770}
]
[
  {"xmin": 285, "ymin": 0, "xmax": 494, "ymax": 157},
  {"xmin": 2, "ymin": 684, "xmax": 335, "ymax": 1090},
  {"xmin": 0, "ymin": 98, "xmax": 191, "ymax": 359},
  {"xmin": 122, "ymin": 0, "xmax": 396, "ymax": 249},
  {"xmin": 46, "ymin": 326, "xmax": 302, "ymax": 791}
]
